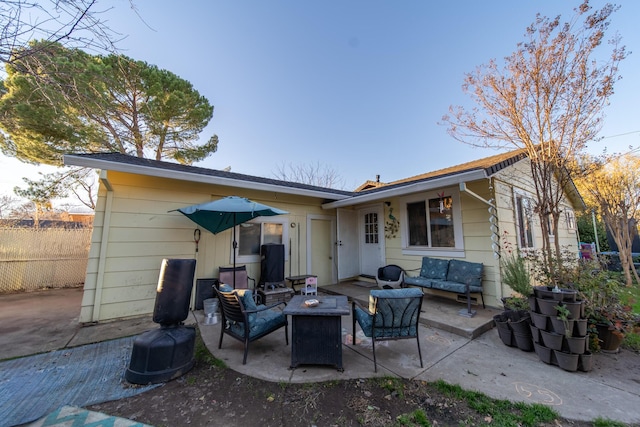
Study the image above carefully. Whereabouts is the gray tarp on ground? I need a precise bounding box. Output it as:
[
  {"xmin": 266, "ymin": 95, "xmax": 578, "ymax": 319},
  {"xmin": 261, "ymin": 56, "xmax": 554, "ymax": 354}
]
[{"xmin": 0, "ymin": 337, "xmax": 158, "ymax": 426}]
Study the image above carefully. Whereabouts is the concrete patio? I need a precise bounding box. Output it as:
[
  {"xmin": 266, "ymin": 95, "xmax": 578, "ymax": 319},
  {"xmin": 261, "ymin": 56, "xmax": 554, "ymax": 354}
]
[{"xmin": 1, "ymin": 284, "xmax": 640, "ymax": 425}]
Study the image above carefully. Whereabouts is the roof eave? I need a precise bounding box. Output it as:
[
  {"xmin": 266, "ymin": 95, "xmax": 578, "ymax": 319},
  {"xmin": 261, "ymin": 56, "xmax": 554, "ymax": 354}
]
[
  {"xmin": 322, "ymin": 169, "xmax": 488, "ymax": 209},
  {"xmin": 64, "ymin": 154, "xmax": 352, "ymax": 201}
]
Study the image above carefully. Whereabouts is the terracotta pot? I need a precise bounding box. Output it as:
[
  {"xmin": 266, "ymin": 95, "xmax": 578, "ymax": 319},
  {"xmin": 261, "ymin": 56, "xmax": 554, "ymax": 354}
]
[
  {"xmin": 540, "ymin": 329, "xmax": 564, "ymax": 351},
  {"xmin": 579, "ymin": 351, "xmax": 593, "ymax": 372},
  {"xmin": 596, "ymin": 323, "xmax": 624, "ymax": 353},
  {"xmin": 554, "ymin": 350, "xmax": 579, "ymax": 372},
  {"xmin": 534, "ymin": 342, "xmax": 553, "ymax": 364},
  {"xmin": 550, "ymin": 316, "xmax": 574, "ymax": 336},
  {"xmin": 530, "ymin": 311, "xmax": 550, "ymax": 330}
]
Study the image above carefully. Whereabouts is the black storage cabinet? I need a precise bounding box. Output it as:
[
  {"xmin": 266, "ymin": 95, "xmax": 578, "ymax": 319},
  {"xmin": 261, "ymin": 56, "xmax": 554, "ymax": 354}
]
[
  {"xmin": 195, "ymin": 278, "xmax": 219, "ymax": 310},
  {"xmin": 259, "ymin": 243, "xmax": 285, "ymax": 287}
]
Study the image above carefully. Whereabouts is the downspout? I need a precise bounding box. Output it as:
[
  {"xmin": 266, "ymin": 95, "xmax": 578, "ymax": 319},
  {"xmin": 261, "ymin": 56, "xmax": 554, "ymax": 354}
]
[
  {"xmin": 592, "ymin": 210, "xmax": 601, "ymax": 253},
  {"xmin": 460, "ymin": 180, "xmax": 503, "ymax": 304},
  {"xmin": 93, "ymin": 170, "xmax": 113, "ymax": 323}
]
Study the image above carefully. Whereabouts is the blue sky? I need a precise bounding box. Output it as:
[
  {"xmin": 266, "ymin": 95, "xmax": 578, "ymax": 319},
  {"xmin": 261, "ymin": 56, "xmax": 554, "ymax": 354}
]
[{"xmin": 1, "ymin": 0, "xmax": 639, "ymax": 204}]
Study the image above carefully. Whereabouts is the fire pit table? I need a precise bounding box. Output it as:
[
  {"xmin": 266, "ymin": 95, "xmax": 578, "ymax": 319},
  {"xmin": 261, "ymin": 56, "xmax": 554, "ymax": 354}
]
[{"xmin": 283, "ymin": 295, "xmax": 350, "ymax": 371}]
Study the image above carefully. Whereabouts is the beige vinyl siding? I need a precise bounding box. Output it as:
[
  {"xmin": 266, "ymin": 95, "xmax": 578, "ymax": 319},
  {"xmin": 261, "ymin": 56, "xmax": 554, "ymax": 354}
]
[
  {"xmin": 81, "ymin": 170, "xmax": 334, "ymax": 323},
  {"xmin": 377, "ymin": 166, "xmax": 580, "ymax": 309},
  {"xmin": 493, "ymin": 160, "xmax": 580, "ymax": 299},
  {"xmin": 377, "ymin": 182, "xmax": 502, "ymax": 307}
]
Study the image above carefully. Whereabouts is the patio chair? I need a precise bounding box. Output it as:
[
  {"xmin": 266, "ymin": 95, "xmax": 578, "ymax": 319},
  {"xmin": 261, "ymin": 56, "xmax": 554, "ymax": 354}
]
[
  {"xmin": 213, "ymin": 284, "xmax": 288, "ymax": 364},
  {"xmin": 352, "ymin": 287, "xmax": 424, "ymax": 372},
  {"xmin": 219, "ymin": 265, "xmax": 256, "ymax": 290},
  {"xmin": 300, "ymin": 276, "xmax": 318, "ymax": 296},
  {"xmin": 375, "ymin": 264, "xmax": 404, "ymax": 289},
  {"xmin": 219, "ymin": 265, "xmax": 260, "ymax": 304}
]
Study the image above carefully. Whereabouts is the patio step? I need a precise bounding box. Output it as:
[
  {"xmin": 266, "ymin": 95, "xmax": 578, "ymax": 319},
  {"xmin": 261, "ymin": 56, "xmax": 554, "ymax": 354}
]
[{"xmin": 320, "ymin": 282, "xmax": 498, "ymax": 340}]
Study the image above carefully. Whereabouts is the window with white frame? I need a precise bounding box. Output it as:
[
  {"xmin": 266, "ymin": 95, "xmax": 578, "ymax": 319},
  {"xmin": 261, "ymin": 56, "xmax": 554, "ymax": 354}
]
[
  {"xmin": 401, "ymin": 190, "xmax": 463, "ymax": 250},
  {"xmin": 235, "ymin": 218, "xmax": 288, "ymax": 263},
  {"xmin": 565, "ymin": 209, "xmax": 576, "ymax": 232},
  {"xmin": 514, "ymin": 191, "xmax": 535, "ymax": 249}
]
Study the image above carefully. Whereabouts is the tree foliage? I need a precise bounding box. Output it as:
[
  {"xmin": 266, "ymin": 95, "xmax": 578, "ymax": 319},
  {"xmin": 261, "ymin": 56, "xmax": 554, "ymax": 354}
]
[
  {"xmin": 441, "ymin": 1, "xmax": 626, "ymax": 284},
  {"xmin": 0, "ymin": 40, "xmax": 218, "ymax": 166},
  {"xmin": 14, "ymin": 167, "xmax": 97, "ymax": 210},
  {"xmin": 576, "ymin": 153, "xmax": 640, "ymax": 286},
  {"xmin": 273, "ymin": 161, "xmax": 345, "ymax": 189},
  {"xmin": 576, "ymin": 210, "xmax": 609, "ymax": 252},
  {"xmin": 0, "ymin": 0, "xmax": 122, "ymax": 68}
]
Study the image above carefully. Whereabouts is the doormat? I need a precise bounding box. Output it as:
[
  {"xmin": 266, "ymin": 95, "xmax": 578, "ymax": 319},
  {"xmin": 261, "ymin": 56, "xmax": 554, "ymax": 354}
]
[
  {"xmin": 353, "ymin": 281, "xmax": 377, "ymax": 288},
  {"xmin": 25, "ymin": 405, "xmax": 153, "ymax": 427},
  {"xmin": 0, "ymin": 337, "xmax": 160, "ymax": 427}
]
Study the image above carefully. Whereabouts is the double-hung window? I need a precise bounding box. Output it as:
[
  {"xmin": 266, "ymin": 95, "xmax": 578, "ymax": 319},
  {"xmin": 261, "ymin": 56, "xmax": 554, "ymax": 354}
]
[
  {"xmin": 401, "ymin": 190, "xmax": 463, "ymax": 252},
  {"xmin": 235, "ymin": 218, "xmax": 288, "ymax": 263},
  {"xmin": 514, "ymin": 191, "xmax": 535, "ymax": 249},
  {"xmin": 565, "ymin": 209, "xmax": 576, "ymax": 233}
]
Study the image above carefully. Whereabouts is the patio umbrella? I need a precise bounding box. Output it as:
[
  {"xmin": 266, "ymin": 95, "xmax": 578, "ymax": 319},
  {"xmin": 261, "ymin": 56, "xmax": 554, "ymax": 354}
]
[{"xmin": 173, "ymin": 196, "xmax": 288, "ymax": 288}]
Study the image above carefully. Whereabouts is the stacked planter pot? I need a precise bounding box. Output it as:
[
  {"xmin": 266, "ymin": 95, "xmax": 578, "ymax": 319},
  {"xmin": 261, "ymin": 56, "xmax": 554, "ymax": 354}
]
[
  {"xmin": 494, "ymin": 309, "xmax": 533, "ymax": 352},
  {"xmin": 530, "ymin": 286, "xmax": 592, "ymax": 372}
]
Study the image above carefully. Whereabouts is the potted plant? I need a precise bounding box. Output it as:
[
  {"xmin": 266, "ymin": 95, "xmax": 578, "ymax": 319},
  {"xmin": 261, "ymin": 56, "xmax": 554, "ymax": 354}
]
[
  {"xmin": 571, "ymin": 264, "xmax": 633, "ymax": 353},
  {"xmin": 500, "ymin": 247, "xmax": 533, "ymax": 311}
]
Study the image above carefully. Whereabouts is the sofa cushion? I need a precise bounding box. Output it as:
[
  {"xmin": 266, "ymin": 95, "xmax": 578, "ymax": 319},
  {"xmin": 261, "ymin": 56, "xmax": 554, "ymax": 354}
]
[
  {"xmin": 446, "ymin": 259, "xmax": 483, "ymax": 288},
  {"xmin": 420, "ymin": 257, "xmax": 449, "ymax": 280},
  {"xmin": 403, "ymin": 276, "xmax": 432, "ymax": 288},
  {"xmin": 430, "ymin": 280, "xmax": 483, "ymax": 294}
]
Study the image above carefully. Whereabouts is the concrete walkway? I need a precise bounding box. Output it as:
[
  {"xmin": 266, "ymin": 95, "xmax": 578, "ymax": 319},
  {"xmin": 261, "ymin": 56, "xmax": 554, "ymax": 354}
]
[{"xmin": 1, "ymin": 287, "xmax": 640, "ymax": 425}]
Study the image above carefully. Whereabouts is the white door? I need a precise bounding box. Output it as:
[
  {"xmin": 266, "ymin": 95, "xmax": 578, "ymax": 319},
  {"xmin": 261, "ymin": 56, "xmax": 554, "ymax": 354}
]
[
  {"xmin": 337, "ymin": 209, "xmax": 359, "ymax": 280},
  {"xmin": 309, "ymin": 218, "xmax": 335, "ymax": 285},
  {"xmin": 359, "ymin": 206, "xmax": 385, "ymax": 277}
]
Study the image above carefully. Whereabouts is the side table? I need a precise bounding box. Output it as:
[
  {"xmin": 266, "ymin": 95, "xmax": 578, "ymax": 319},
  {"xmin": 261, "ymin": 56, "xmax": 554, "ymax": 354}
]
[
  {"xmin": 285, "ymin": 275, "xmax": 317, "ymax": 293},
  {"xmin": 283, "ymin": 295, "xmax": 350, "ymax": 371}
]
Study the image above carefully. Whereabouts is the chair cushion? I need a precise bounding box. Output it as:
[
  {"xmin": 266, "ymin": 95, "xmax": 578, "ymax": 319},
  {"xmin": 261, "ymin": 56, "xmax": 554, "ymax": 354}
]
[
  {"xmin": 446, "ymin": 259, "xmax": 483, "ymax": 288},
  {"xmin": 420, "ymin": 257, "xmax": 449, "ymax": 280},
  {"xmin": 370, "ymin": 288, "xmax": 423, "ymax": 299},
  {"xmin": 354, "ymin": 305, "xmax": 374, "ymax": 337},
  {"xmin": 228, "ymin": 308, "xmax": 286, "ymax": 339},
  {"xmin": 219, "ymin": 283, "xmax": 233, "ymax": 293},
  {"xmin": 358, "ymin": 288, "xmax": 422, "ymax": 339},
  {"xmin": 235, "ymin": 289, "xmax": 258, "ymax": 311}
]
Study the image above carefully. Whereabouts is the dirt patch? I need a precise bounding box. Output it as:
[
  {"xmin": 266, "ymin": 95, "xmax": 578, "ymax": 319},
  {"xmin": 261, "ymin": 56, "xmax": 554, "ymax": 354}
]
[{"xmin": 88, "ymin": 360, "xmax": 595, "ymax": 427}]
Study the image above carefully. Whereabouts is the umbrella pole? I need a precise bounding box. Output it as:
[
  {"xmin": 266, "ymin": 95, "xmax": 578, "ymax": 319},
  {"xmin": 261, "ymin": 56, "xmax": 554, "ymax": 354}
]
[{"xmin": 233, "ymin": 213, "xmax": 237, "ymax": 289}]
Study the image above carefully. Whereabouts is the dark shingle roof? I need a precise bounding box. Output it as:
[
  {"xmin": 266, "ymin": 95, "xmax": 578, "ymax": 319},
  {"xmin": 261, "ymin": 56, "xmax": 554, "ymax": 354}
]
[
  {"xmin": 66, "ymin": 149, "xmax": 529, "ymax": 199},
  {"xmin": 66, "ymin": 152, "xmax": 355, "ymax": 197},
  {"xmin": 355, "ymin": 149, "xmax": 527, "ymax": 194}
]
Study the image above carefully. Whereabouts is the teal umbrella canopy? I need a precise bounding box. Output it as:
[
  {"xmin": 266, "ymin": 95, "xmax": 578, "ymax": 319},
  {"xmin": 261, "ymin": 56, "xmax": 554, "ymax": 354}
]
[{"xmin": 175, "ymin": 196, "xmax": 288, "ymax": 235}]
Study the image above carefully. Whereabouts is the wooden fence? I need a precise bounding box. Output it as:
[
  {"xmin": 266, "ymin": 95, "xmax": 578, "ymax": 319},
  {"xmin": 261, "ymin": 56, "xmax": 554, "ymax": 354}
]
[{"xmin": 0, "ymin": 228, "xmax": 92, "ymax": 293}]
